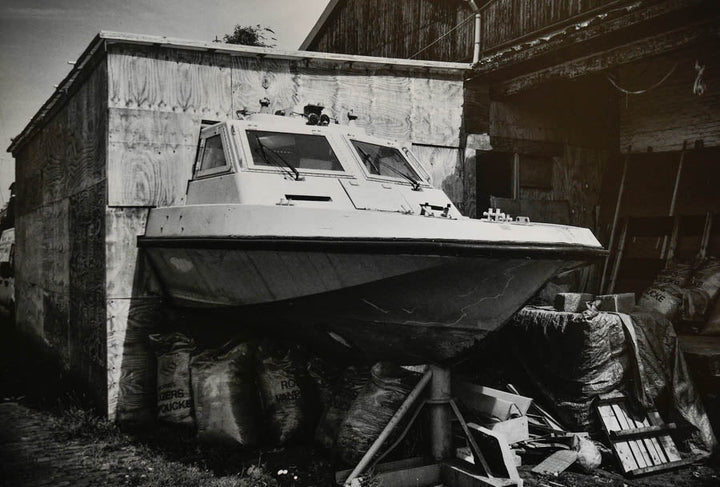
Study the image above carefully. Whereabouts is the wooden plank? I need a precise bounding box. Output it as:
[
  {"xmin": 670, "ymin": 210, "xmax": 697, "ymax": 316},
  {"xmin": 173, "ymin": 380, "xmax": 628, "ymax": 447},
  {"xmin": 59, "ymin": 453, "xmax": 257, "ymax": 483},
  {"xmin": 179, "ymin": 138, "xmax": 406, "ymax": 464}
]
[
  {"xmin": 629, "ymin": 457, "xmax": 699, "ymax": 477},
  {"xmin": 609, "ymin": 423, "xmax": 677, "ymax": 440},
  {"xmin": 647, "ymin": 410, "xmax": 682, "ymax": 463},
  {"xmin": 636, "ymin": 417, "xmax": 668, "ymax": 465},
  {"xmin": 105, "ymin": 207, "xmax": 162, "ymax": 299},
  {"xmin": 598, "ymin": 403, "xmax": 638, "ymax": 472},
  {"xmin": 531, "ymin": 449, "xmax": 577, "ymax": 475},
  {"xmin": 107, "ymin": 297, "xmax": 164, "ymax": 423},
  {"xmin": 618, "ymin": 412, "xmax": 666, "ymax": 467},
  {"xmin": 611, "ymin": 403, "xmax": 649, "ymax": 469}
]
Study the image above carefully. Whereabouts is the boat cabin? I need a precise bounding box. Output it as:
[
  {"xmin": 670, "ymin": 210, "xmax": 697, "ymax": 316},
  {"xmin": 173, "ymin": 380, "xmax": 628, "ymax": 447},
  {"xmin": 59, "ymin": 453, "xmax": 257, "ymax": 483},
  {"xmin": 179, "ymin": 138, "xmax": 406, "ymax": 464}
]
[{"xmin": 187, "ymin": 113, "xmax": 463, "ymax": 219}]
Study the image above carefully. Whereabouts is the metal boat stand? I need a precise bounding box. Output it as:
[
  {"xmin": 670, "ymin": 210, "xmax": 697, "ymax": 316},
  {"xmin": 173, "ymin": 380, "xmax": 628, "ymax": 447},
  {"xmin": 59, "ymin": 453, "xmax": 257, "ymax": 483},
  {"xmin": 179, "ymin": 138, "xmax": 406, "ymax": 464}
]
[{"xmin": 338, "ymin": 365, "xmax": 521, "ymax": 487}]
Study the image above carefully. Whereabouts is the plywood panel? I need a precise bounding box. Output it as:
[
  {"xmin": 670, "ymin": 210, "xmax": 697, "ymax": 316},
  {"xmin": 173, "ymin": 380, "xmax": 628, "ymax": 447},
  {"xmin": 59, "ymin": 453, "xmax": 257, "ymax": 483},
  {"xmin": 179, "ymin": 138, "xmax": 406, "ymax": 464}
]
[
  {"xmin": 411, "ymin": 145, "xmax": 466, "ymax": 212},
  {"xmin": 293, "ymin": 65, "xmax": 339, "ymax": 120},
  {"xmin": 43, "ymin": 290, "xmax": 70, "ymax": 366},
  {"xmin": 331, "ymin": 71, "xmax": 374, "ymax": 133},
  {"xmin": 552, "ymin": 146, "xmax": 609, "ymax": 228},
  {"xmin": 108, "ymin": 45, "xmax": 233, "ymax": 119},
  {"xmin": 107, "ymin": 141, "xmax": 195, "ymax": 207},
  {"xmin": 15, "ymin": 280, "xmax": 44, "ymax": 338},
  {"xmin": 41, "ymin": 58, "xmax": 107, "ymax": 204},
  {"xmin": 41, "ymin": 199, "xmax": 69, "ymax": 294},
  {"xmin": 232, "ymin": 56, "xmax": 297, "ymax": 114},
  {"xmin": 15, "ymin": 209, "xmax": 44, "ymax": 286},
  {"xmin": 230, "ymin": 56, "xmax": 463, "ymax": 147},
  {"xmin": 69, "ymin": 181, "xmax": 107, "ymax": 408},
  {"xmin": 410, "ymin": 75, "xmax": 463, "ymax": 147},
  {"xmin": 370, "ymin": 71, "xmax": 412, "ymax": 143},
  {"xmin": 107, "ymin": 108, "xmax": 199, "ymax": 207},
  {"xmin": 105, "ymin": 207, "xmax": 162, "ymax": 299},
  {"xmin": 107, "ymin": 297, "xmax": 164, "ymax": 423}
]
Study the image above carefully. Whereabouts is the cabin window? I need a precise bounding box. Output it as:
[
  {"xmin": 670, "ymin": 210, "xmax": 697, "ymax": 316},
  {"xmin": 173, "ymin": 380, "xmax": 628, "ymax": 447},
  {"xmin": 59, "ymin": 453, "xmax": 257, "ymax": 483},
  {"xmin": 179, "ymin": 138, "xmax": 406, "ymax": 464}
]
[
  {"xmin": 247, "ymin": 130, "xmax": 344, "ymax": 172},
  {"xmin": 200, "ymin": 135, "xmax": 227, "ymax": 171},
  {"xmin": 350, "ymin": 140, "xmax": 421, "ymax": 183}
]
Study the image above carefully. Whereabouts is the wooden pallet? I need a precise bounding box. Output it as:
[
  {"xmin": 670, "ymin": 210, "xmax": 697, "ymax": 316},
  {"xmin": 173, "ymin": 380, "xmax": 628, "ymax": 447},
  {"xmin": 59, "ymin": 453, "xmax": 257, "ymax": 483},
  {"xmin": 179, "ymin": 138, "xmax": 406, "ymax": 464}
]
[{"xmin": 597, "ymin": 393, "xmax": 695, "ymax": 476}]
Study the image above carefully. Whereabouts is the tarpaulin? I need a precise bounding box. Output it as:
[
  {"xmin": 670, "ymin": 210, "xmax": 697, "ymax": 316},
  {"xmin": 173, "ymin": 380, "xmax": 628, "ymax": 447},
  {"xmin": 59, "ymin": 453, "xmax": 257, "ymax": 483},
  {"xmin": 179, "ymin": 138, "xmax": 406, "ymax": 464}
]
[{"xmin": 509, "ymin": 307, "xmax": 716, "ymax": 455}]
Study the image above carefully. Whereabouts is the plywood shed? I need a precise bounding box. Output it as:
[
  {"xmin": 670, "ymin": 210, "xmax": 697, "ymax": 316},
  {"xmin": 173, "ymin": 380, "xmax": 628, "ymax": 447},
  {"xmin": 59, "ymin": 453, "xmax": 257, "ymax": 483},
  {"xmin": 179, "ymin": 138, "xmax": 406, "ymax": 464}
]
[{"xmin": 7, "ymin": 31, "xmax": 471, "ymax": 422}]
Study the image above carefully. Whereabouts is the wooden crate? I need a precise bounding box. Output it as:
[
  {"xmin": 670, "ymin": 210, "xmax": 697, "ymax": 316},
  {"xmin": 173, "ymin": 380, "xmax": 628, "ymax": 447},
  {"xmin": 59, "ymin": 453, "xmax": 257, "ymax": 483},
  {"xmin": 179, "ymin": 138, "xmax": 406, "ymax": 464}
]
[{"xmin": 597, "ymin": 393, "xmax": 696, "ymax": 476}]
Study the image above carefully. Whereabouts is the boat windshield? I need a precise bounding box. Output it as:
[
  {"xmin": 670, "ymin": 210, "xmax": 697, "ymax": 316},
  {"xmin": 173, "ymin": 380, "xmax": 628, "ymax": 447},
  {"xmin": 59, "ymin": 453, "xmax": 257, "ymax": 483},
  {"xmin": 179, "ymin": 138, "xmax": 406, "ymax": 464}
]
[
  {"xmin": 350, "ymin": 140, "xmax": 421, "ymax": 186},
  {"xmin": 247, "ymin": 130, "xmax": 344, "ymax": 172}
]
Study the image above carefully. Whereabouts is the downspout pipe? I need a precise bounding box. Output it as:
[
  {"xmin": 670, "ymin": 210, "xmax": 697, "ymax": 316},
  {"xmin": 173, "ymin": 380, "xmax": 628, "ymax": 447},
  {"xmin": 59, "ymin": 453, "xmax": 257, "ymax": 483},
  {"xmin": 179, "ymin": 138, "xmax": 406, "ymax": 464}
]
[{"xmin": 466, "ymin": 0, "xmax": 481, "ymax": 64}]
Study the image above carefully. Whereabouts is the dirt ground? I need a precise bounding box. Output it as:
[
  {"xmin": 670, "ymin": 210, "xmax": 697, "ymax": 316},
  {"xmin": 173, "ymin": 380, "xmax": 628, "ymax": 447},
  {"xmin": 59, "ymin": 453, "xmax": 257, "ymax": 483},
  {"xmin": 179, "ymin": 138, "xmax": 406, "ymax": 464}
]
[{"xmin": 1, "ymin": 313, "xmax": 719, "ymax": 487}]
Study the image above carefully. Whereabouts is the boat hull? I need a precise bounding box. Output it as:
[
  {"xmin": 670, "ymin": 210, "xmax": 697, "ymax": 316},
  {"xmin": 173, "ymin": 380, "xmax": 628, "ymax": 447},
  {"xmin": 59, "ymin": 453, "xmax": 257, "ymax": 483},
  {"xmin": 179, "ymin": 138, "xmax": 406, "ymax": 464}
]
[{"xmin": 142, "ymin": 243, "xmax": 585, "ymax": 363}]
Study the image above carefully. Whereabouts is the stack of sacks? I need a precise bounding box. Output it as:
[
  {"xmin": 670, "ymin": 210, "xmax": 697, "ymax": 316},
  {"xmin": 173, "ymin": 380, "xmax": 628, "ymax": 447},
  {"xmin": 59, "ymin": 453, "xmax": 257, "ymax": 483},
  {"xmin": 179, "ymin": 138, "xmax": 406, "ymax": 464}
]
[
  {"xmin": 681, "ymin": 257, "xmax": 720, "ymax": 324},
  {"xmin": 637, "ymin": 262, "xmax": 693, "ymax": 320}
]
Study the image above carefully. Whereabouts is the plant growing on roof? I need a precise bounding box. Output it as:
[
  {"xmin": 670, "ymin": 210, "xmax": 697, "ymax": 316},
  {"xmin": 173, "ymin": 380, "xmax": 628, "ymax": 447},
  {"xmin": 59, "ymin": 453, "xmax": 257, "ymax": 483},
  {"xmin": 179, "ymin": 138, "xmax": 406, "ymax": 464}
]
[{"xmin": 219, "ymin": 24, "xmax": 277, "ymax": 47}]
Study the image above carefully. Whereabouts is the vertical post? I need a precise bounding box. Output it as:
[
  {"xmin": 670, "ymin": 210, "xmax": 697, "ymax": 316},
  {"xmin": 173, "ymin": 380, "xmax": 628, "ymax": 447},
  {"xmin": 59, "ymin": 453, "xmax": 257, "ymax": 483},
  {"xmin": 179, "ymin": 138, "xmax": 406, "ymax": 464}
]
[
  {"xmin": 429, "ymin": 365, "xmax": 453, "ymax": 460},
  {"xmin": 600, "ymin": 151, "xmax": 629, "ymax": 293},
  {"xmin": 512, "ymin": 152, "xmax": 520, "ymax": 200},
  {"xmin": 661, "ymin": 143, "xmax": 686, "ymax": 258},
  {"xmin": 473, "ymin": 13, "xmax": 482, "ymax": 64}
]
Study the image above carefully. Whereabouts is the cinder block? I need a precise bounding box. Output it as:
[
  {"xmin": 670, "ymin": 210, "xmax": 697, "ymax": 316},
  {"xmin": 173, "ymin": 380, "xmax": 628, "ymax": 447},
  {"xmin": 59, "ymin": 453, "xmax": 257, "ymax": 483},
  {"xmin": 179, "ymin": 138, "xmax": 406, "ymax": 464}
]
[
  {"xmin": 554, "ymin": 293, "xmax": 594, "ymax": 313},
  {"xmin": 595, "ymin": 293, "xmax": 636, "ymax": 313}
]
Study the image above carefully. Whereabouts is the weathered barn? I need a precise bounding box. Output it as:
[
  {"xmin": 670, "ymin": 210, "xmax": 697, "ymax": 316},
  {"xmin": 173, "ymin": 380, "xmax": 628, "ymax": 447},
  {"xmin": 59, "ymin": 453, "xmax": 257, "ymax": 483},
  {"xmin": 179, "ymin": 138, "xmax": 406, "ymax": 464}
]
[
  {"xmin": 302, "ymin": 0, "xmax": 720, "ymax": 291},
  {"xmin": 7, "ymin": 32, "xmax": 471, "ymax": 421}
]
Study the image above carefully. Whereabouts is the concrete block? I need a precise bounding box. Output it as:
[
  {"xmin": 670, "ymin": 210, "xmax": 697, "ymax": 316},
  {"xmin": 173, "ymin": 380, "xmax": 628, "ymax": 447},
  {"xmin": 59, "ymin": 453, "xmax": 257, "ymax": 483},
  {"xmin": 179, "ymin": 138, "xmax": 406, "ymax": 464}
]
[
  {"xmin": 595, "ymin": 293, "xmax": 636, "ymax": 313},
  {"xmin": 554, "ymin": 293, "xmax": 594, "ymax": 312}
]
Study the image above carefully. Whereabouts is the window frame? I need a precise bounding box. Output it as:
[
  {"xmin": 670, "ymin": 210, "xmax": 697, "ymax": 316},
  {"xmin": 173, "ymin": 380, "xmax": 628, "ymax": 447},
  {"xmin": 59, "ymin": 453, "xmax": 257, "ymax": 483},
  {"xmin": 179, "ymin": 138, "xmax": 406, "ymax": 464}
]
[
  {"xmin": 344, "ymin": 134, "xmax": 430, "ymax": 188},
  {"xmin": 194, "ymin": 126, "xmax": 234, "ymax": 179},
  {"xmin": 239, "ymin": 126, "xmax": 350, "ymax": 177}
]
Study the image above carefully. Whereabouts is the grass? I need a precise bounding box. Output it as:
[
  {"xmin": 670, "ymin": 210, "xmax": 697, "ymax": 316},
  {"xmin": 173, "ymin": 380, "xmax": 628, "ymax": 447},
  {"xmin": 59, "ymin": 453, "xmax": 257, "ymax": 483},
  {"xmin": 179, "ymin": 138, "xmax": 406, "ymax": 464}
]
[{"xmin": 47, "ymin": 404, "xmax": 280, "ymax": 487}]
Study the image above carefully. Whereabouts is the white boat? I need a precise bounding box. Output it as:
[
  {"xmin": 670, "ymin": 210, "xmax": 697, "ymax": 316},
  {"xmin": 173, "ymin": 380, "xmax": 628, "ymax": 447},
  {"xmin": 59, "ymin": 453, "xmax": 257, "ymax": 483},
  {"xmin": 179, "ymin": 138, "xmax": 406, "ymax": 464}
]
[{"xmin": 139, "ymin": 110, "xmax": 605, "ymax": 363}]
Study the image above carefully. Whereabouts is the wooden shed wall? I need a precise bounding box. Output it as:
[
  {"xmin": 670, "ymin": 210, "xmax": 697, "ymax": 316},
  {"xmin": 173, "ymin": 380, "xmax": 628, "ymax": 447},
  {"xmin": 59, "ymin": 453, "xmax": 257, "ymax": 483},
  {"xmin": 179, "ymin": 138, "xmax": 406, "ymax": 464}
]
[
  {"xmin": 102, "ymin": 43, "xmax": 467, "ymax": 421},
  {"xmin": 476, "ymin": 0, "xmax": 610, "ymax": 54},
  {"xmin": 105, "ymin": 43, "xmax": 466, "ymax": 207},
  {"xmin": 619, "ymin": 42, "xmax": 720, "ymax": 152},
  {"xmin": 483, "ymin": 75, "xmax": 617, "ymax": 229},
  {"xmin": 14, "ymin": 59, "xmax": 109, "ymax": 408},
  {"xmin": 308, "ymin": 0, "xmax": 474, "ymax": 62}
]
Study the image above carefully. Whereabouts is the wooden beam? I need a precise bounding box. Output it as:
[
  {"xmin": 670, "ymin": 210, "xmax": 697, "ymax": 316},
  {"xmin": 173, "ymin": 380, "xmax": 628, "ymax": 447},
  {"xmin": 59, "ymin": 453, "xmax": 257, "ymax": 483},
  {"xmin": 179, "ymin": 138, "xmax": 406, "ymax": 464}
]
[
  {"xmin": 474, "ymin": 0, "xmax": 713, "ymax": 76},
  {"xmin": 492, "ymin": 20, "xmax": 720, "ymax": 98}
]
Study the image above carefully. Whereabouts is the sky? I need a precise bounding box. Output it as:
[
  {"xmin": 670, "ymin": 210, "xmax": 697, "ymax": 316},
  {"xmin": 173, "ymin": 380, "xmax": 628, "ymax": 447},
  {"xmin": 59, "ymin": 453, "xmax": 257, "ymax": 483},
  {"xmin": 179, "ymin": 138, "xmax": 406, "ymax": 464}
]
[{"xmin": 0, "ymin": 0, "xmax": 331, "ymax": 205}]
